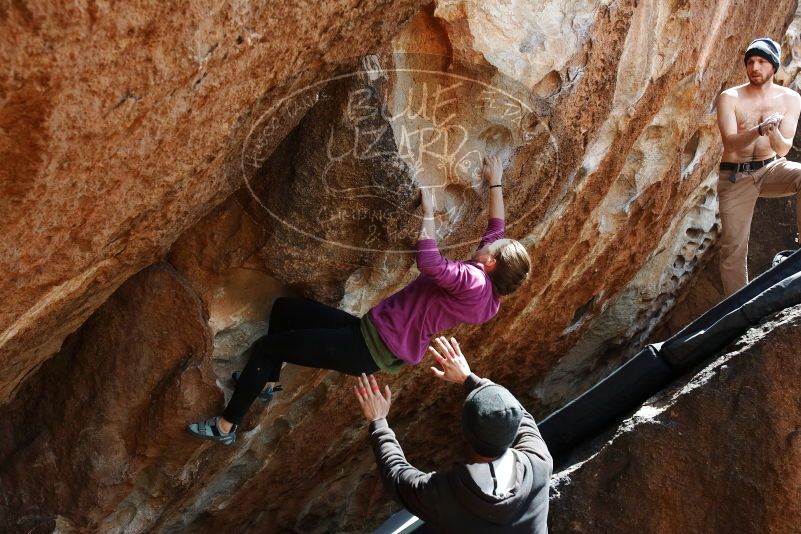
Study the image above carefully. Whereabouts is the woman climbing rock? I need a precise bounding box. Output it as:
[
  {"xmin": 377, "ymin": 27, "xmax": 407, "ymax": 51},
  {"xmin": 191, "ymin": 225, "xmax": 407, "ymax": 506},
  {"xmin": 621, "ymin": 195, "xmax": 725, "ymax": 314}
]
[{"xmin": 187, "ymin": 154, "xmax": 531, "ymax": 445}]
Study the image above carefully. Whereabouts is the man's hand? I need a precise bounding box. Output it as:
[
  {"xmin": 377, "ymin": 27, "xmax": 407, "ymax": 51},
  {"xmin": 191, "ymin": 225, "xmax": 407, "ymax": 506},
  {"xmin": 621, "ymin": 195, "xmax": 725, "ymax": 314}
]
[
  {"xmin": 764, "ymin": 116, "xmax": 785, "ymax": 138},
  {"xmin": 354, "ymin": 373, "xmax": 392, "ymax": 422},
  {"xmin": 429, "ymin": 336, "xmax": 471, "ymax": 384},
  {"xmin": 482, "ymin": 154, "xmax": 503, "ymax": 187},
  {"xmin": 765, "ymin": 121, "xmax": 780, "ymax": 138},
  {"xmin": 760, "ymin": 113, "xmax": 783, "ymax": 135}
]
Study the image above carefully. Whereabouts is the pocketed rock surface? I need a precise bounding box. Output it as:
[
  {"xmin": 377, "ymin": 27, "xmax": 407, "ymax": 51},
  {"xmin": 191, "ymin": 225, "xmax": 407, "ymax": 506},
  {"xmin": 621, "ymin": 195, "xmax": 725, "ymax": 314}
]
[{"xmin": 1, "ymin": 0, "xmax": 800, "ymax": 532}]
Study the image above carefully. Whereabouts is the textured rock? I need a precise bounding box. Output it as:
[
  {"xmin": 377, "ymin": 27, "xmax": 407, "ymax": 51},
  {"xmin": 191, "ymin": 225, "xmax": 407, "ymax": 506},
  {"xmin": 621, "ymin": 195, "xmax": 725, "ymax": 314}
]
[
  {"xmin": 210, "ymin": 0, "xmax": 798, "ymax": 408},
  {"xmin": 652, "ymin": 194, "xmax": 799, "ymax": 341},
  {"xmin": 532, "ymin": 173, "xmax": 720, "ymax": 409},
  {"xmin": 0, "ymin": 0, "xmax": 428, "ymax": 404},
  {"xmin": 776, "ymin": 4, "xmax": 801, "ymax": 92},
  {"xmin": 461, "ymin": 0, "xmax": 794, "ymax": 408},
  {"xmin": 549, "ymin": 305, "xmax": 801, "ymax": 534},
  {"xmin": 0, "ymin": 264, "xmax": 218, "ymax": 533},
  {"xmin": 1, "ymin": 0, "xmax": 800, "ymax": 532}
]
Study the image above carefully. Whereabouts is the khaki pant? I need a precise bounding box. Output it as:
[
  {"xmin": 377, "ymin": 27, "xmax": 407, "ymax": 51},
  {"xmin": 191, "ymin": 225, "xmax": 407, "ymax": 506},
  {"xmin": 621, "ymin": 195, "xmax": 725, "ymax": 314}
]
[{"xmin": 717, "ymin": 157, "xmax": 801, "ymax": 296}]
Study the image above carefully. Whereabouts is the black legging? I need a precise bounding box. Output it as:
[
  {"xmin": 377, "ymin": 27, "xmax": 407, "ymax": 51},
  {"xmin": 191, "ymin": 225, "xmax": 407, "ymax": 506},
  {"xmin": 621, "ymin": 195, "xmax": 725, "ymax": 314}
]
[{"xmin": 222, "ymin": 297, "xmax": 379, "ymax": 425}]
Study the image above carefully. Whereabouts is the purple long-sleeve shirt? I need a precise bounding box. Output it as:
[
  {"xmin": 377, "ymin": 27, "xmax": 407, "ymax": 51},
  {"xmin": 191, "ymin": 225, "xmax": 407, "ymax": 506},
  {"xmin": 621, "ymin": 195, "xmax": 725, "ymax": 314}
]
[{"xmin": 367, "ymin": 218, "xmax": 505, "ymax": 365}]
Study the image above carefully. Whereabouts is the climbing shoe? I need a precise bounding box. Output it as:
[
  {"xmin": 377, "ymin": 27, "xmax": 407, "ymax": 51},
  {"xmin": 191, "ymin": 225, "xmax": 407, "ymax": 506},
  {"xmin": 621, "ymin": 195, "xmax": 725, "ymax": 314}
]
[
  {"xmin": 231, "ymin": 371, "xmax": 282, "ymax": 403},
  {"xmin": 186, "ymin": 416, "xmax": 237, "ymax": 446}
]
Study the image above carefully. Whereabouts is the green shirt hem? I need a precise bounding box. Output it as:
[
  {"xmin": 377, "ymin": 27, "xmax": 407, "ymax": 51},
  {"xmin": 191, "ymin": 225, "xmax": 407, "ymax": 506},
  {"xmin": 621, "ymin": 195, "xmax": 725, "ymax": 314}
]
[{"xmin": 361, "ymin": 314, "xmax": 405, "ymax": 375}]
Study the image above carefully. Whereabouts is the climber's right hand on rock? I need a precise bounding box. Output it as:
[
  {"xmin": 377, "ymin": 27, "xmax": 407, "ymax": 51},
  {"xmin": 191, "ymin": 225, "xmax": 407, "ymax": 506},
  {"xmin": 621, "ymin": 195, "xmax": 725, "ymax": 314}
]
[
  {"xmin": 429, "ymin": 336, "xmax": 471, "ymax": 385},
  {"xmin": 482, "ymin": 154, "xmax": 503, "ymax": 186}
]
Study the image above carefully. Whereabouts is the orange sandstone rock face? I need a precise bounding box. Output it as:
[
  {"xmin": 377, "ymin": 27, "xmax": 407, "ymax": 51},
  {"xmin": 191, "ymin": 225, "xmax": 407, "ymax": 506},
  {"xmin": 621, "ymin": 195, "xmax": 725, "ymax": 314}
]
[
  {"xmin": 0, "ymin": 0, "xmax": 428, "ymax": 404},
  {"xmin": 1, "ymin": 0, "xmax": 800, "ymax": 532},
  {"xmin": 0, "ymin": 264, "xmax": 219, "ymax": 532}
]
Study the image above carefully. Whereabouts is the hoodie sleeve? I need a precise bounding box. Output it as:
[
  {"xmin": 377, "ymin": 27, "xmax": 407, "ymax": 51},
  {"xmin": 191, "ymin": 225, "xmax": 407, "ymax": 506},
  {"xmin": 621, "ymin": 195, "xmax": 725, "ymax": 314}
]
[
  {"xmin": 416, "ymin": 239, "xmax": 487, "ymax": 297},
  {"xmin": 476, "ymin": 217, "xmax": 505, "ymax": 251},
  {"xmin": 463, "ymin": 373, "xmax": 493, "ymax": 393},
  {"xmin": 369, "ymin": 418, "xmax": 441, "ymax": 524},
  {"xmin": 511, "ymin": 409, "xmax": 553, "ymax": 469}
]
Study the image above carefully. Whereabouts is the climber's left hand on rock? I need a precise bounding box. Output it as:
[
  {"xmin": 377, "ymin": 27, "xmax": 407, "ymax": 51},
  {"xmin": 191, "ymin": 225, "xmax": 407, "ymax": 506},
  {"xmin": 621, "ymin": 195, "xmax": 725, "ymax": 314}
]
[{"xmin": 420, "ymin": 187, "xmax": 436, "ymax": 217}]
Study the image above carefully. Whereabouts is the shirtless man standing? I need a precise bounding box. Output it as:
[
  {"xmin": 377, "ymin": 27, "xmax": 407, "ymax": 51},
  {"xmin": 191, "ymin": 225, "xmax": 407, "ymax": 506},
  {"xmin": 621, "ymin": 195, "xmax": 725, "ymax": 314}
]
[{"xmin": 716, "ymin": 37, "xmax": 801, "ymax": 296}]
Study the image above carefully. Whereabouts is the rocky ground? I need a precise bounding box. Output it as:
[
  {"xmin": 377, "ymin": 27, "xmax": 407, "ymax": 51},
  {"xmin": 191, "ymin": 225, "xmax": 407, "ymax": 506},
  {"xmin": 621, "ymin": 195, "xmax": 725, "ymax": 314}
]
[{"xmin": 550, "ymin": 304, "xmax": 801, "ymax": 534}]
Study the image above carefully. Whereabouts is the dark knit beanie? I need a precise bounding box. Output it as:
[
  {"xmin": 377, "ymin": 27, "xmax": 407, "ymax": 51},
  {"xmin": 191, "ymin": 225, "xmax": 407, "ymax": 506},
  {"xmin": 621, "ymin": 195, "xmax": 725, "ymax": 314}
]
[
  {"xmin": 462, "ymin": 383, "xmax": 523, "ymax": 458},
  {"xmin": 744, "ymin": 38, "xmax": 781, "ymax": 73}
]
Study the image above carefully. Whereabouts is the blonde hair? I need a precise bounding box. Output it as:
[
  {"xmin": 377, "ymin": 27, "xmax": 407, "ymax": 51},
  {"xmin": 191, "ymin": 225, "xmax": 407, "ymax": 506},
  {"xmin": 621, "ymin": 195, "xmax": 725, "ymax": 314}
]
[{"xmin": 488, "ymin": 240, "xmax": 530, "ymax": 296}]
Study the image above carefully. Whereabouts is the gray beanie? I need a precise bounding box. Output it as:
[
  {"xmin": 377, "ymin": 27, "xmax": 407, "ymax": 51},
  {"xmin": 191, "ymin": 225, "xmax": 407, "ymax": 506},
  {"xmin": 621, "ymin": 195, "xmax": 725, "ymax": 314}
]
[
  {"xmin": 744, "ymin": 38, "xmax": 781, "ymax": 73},
  {"xmin": 462, "ymin": 383, "xmax": 523, "ymax": 458}
]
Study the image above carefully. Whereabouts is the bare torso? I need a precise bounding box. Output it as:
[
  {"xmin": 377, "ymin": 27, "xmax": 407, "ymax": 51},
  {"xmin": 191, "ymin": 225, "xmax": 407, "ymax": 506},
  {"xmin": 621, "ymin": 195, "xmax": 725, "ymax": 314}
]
[{"xmin": 719, "ymin": 83, "xmax": 799, "ymax": 163}]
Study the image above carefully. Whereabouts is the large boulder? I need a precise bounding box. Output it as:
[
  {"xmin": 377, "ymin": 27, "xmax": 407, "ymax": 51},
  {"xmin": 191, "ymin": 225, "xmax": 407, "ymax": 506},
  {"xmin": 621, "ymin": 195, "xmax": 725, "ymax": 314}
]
[
  {"xmin": 549, "ymin": 304, "xmax": 801, "ymax": 534},
  {"xmin": 0, "ymin": 0, "xmax": 428, "ymax": 404},
  {"xmin": 1, "ymin": 0, "xmax": 800, "ymax": 531},
  {"xmin": 0, "ymin": 264, "xmax": 218, "ymax": 533}
]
